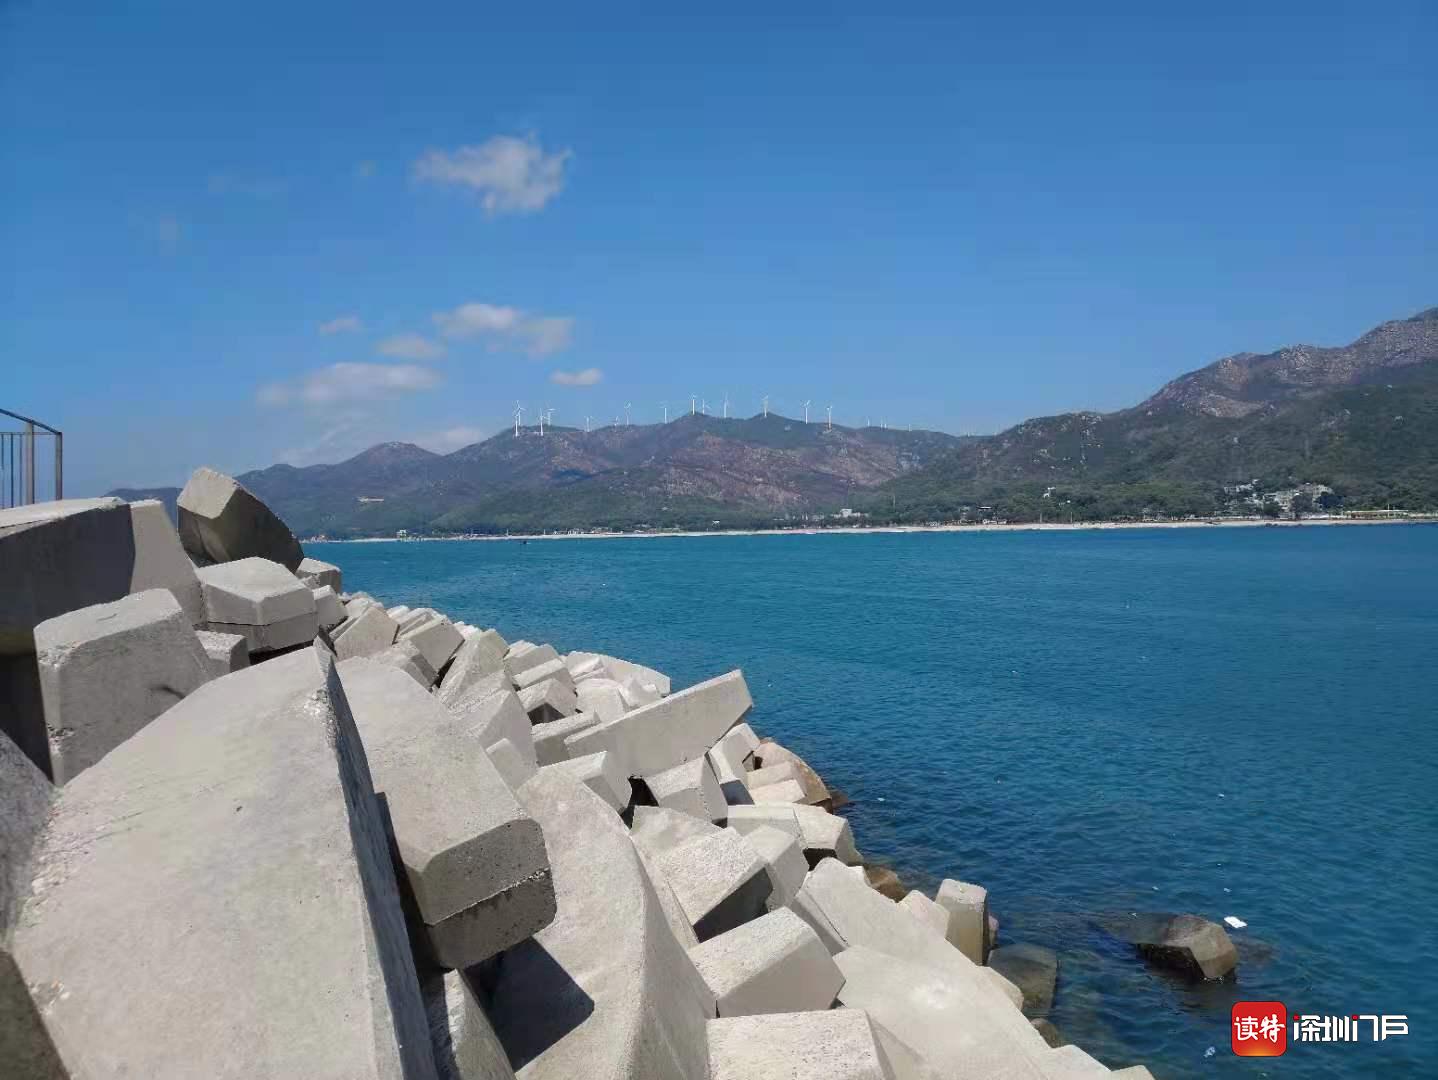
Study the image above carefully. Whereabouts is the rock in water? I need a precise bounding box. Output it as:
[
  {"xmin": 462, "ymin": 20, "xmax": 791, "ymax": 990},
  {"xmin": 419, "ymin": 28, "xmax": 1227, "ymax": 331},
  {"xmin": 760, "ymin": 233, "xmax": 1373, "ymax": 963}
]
[
  {"xmin": 1103, "ymin": 913, "xmax": 1238, "ymax": 981},
  {"xmin": 987, "ymin": 943, "xmax": 1058, "ymax": 1016}
]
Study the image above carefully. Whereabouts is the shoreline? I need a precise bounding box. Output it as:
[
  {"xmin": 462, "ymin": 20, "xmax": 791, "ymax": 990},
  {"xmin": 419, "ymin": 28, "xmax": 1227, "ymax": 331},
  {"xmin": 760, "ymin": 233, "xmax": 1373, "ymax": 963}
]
[{"xmin": 315, "ymin": 514, "xmax": 1438, "ymax": 544}]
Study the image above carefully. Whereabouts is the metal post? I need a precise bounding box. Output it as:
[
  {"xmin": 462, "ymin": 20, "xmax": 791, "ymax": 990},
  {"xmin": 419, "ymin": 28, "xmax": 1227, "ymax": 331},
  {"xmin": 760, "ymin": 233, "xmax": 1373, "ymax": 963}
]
[
  {"xmin": 54, "ymin": 430, "xmax": 63, "ymax": 500},
  {"xmin": 24, "ymin": 421, "xmax": 35, "ymax": 505}
]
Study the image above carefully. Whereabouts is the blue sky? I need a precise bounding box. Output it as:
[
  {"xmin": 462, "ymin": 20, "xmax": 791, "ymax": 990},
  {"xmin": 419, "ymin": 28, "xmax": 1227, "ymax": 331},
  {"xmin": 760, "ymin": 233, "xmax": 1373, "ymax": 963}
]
[{"xmin": 3, "ymin": 3, "xmax": 1434, "ymax": 495}]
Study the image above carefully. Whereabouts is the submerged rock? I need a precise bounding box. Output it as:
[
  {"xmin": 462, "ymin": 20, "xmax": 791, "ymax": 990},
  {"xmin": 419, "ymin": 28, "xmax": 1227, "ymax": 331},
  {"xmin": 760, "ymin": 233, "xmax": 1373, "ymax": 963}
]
[{"xmin": 1102, "ymin": 912, "xmax": 1238, "ymax": 981}]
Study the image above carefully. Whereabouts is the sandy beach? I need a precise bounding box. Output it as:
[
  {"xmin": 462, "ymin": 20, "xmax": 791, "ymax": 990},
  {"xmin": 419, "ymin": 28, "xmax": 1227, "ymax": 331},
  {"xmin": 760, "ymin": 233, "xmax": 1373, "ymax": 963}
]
[{"xmin": 318, "ymin": 515, "xmax": 1437, "ymax": 544}]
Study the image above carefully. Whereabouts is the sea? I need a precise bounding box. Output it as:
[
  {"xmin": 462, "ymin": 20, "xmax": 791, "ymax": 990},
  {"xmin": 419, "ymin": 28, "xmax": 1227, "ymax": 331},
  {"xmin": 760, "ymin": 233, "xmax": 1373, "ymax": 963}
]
[{"xmin": 309, "ymin": 524, "xmax": 1438, "ymax": 1079}]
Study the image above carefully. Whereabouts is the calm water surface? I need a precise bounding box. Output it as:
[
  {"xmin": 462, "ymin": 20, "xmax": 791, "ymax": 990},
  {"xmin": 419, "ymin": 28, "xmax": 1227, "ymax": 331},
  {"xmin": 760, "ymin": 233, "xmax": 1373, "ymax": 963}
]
[{"xmin": 310, "ymin": 526, "xmax": 1438, "ymax": 1079}]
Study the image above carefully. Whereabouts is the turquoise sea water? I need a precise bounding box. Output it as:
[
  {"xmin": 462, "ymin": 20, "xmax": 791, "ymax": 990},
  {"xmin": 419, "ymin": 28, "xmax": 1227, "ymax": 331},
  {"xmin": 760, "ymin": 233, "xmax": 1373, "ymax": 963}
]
[{"xmin": 310, "ymin": 526, "xmax": 1438, "ymax": 1079}]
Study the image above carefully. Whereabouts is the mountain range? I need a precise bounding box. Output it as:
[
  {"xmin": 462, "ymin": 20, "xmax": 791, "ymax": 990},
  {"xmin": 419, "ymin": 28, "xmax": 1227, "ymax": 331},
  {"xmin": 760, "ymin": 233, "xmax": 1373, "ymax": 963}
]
[{"xmin": 113, "ymin": 306, "xmax": 1438, "ymax": 535}]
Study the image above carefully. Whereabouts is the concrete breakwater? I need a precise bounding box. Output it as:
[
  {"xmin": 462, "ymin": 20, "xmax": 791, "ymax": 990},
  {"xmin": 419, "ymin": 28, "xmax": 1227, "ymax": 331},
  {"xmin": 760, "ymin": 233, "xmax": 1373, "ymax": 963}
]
[{"xmin": 1, "ymin": 468, "xmax": 1181, "ymax": 1078}]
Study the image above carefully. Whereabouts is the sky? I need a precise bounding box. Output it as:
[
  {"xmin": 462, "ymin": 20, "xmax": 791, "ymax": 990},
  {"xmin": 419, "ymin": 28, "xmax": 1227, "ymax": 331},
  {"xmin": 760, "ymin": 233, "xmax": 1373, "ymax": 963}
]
[{"xmin": 3, "ymin": 3, "xmax": 1435, "ymax": 495}]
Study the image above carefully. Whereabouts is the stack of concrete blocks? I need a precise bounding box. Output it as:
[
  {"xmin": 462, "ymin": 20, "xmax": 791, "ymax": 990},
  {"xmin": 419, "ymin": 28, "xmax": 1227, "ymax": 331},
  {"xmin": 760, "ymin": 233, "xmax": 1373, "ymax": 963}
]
[
  {"xmin": 2, "ymin": 472, "xmax": 1156, "ymax": 1080},
  {"xmin": 2, "ymin": 496, "xmax": 219, "ymax": 780},
  {"xmin": 3, "ymin": 648, "xmax": 438, "ymax": 1078}
]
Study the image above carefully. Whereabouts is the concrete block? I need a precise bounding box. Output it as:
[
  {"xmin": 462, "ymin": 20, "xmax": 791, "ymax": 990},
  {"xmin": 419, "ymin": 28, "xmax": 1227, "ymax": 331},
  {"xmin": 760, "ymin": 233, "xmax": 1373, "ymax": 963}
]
[
  {"xmin": 35, "ymin": 589, "xmax": 211, "ymax": 783},
  {"xmin": 566, "ymin": 669, "xmax": 752, "ymax": 777},
  {"xmin": 487, "ymin": 768, "xmax": 713, "ymax": 1080},
  {"xmin": 503, "ymin": 641, "xmax": 559, "ymax": 681},
  {"xmin": 196, "ymin": 556, "xmax": 318, "ymax": 654},
  {"xmin": 745, "ymin": 760, "xmax": 799, "ymax": 789},
  {"xmin": 707, "ymin": 722, "xmax": 759, "ymax": 804},
  {"xmin": 0, "ymin": 731, "xmax": 66, "ymax": 1080},
  {"xmin": 835, "ymin": 946, "xmax": 1053, "ymax": 1080},
  {"xmin": 312, "ymin": 584, "xmax": 346, "ymax": 630},
  {"xmin": 449, "ymin": 687, "xmax": 536, "ymax": 772},
  {"xmin": 707, "ymin": 1010, "xmax": 897, "ymax": 1080},
  {"xmin": 1108, "ymin": 912, "xmax": 1238, "ymax": 981},
  {"xmin": 984, "ymin": 967, "xmax": 1026, "ymax": 1011},
  {"xmin": 437, "ymin": 629, "xmax": 508, "ymax": 707},
  {"xmin": 518, "ymin": 677, "xmax": 577, "ymax": 724},
  {"xmin": 540, "ymin": 750, "xmax": 628, "ymax": 812},
  {"xmin": 792, "ymin": 803, "xmax": 862, "ymax": 865},
  {"xmin": 9, "ymin": 647, "xmax": 437, "ymax": 1079},
  {"xmin": 486, "ymin": 737, "xmax": 537, "ymax": 792},
  {"xmin": 629, "ymin": 804, "xmax": 720, "ymax": 860},
  {"xmin": 195, "ymin": 629, "xmax": 249, "ymax": 678},
  {"xmin": 398, "ymin": 607, "xmax": 438, "ymax": 635},
  {"xmin": 735, "ymin": 824, "xmax": 808, "ymax": 910},
  {"xmin": 296, "ymin": 555, "xmax": 342, "ymax": 592},
  {"xmin": 565, "ymin": 650, "xmax": 671, "ymax": 696},
  {"xmin": 687, "ymin": 907, "xmax": 843, "ymax": 1017},
  {"xmin": 176, "ymin": 466, "xmax": 304, "ymax": 570},
  {"xmin": 1047, "ymin": 1044, "xmax": 1109, "ymax": 1075},
  {"xmin": 935, "ymin": 879, "xmax": 988, "ymax": 964},
  {"xmin": 333, "ymin": 603, "xmax": 400, "ymax": 661},
  {"xmin": 127, "ymin": 498, "xmax": 205, "ymax": 626},
  {"xmin": 372, "ymin": 639, "xmax": 438, "ymax": 687},
  {"xmin": 645, "ymin": 755, "xmax": 726, "ymax": 823},
  {"xmin": 862, "ymin": 865, "xmax": 906, "ymax": 902},
  {"xmin": 749, "ymin": 778, "xmax": 807, "ymax": 805},
  {"xmin": 1031, "ymin": 1018, "xmax": 1065, "ymax": 1048},
  {"xmin": 575, "ymin": 676, "xmax": 627, "ymax": 722},
  {"xmin": 753, "ymin": 740, "xmax": 831, "ymax": 805},
  {"xmin": 897, "ymin": 890, "xmax": 951, "ymax": 940},
  {"xmin": 338, "ymin": 658, "xmax": 555, "ymax": 969},
  {"xmin": 401, "ymin": 614, "xmax": 464, "ymax": 675},
  {"xmin": 532, "ymin": 711, "xmax": 598, "ymax": 766},
  {"xmin": 0, "ymin": 497, "xmax": 134, "ymax": 655},
  {"xmin": 421, "ymin": 969, "xmax": 517, "ymax": 1080},
  {"xmin": 512, "ymin": 655, "xmax": 574, "ymax": 693},
  {"xmin": 988, "ymin": 943, "xmax": 1058, "ymax": 1017},
  {"xmin": 632, "ymin": 842, "xmax": 702, "ymax": 950},
  {"xmin": 619, "ymin": 676, "xmax": 661, "ymax": 708},
  {"xmin": 650, "ymin": 828, "xmax": 771, "ymax": 941},
  {"xmin": 387, "ymin": 605, "xmax": 411, "ymax": 621}
]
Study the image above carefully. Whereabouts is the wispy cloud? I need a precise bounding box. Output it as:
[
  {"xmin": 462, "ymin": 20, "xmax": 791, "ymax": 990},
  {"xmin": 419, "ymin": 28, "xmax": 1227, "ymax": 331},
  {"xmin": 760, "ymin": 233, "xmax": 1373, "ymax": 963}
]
[
  {"xmin": 319, "ymin": 315, "xmax": 363, "ymax": 335},
  {"xmin": 432, "ymin": 301, "xmax": 574, "ymax": 357},
  {"xmin": 413, "ymin": 134, "xmax": 571, "ymax": 215},
  {"xmin": 377, "ymin": 333, "xmax": 447, "ymax": 360},
  {"xmin": 550, "ymin": 367, "xmax": 603, "ymax": 387},
  {"xmin": 354, "ymin": 160, "xmax": 377, "ymax": 179},
  {"xmin": 257, "ymin": 362, "xmax": 441, "ymax": 407},
  {"xmin": 208, "ymin": 173, "xmax": 287, "ymax": 198},
  {"xmin": 413, "ymin": 425, "xmax": 490, "ymax": 454}
]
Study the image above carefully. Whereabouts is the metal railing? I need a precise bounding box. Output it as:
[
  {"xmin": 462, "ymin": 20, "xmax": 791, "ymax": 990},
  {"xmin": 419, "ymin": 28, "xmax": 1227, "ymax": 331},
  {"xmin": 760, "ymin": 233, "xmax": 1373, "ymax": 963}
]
[{"xmin": 1, "ymin": 408, "xmax": 64, "ymax": 508}]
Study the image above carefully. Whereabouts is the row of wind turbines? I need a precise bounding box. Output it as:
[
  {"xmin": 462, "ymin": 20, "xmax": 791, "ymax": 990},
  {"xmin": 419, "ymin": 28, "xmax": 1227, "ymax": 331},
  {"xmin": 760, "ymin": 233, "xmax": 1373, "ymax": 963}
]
[{"xmin": 510, "ymin": 396, "xmax": 910, "ymax": 436}]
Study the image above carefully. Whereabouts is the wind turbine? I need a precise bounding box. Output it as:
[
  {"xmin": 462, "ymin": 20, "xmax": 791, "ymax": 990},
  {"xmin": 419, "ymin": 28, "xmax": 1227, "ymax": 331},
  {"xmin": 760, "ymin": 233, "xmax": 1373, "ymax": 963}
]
[
  {"xmin": 700, "ymin": 397, "xmax": 709, "ymax": 416},
  {"xmin": 585, "ymin": 415, "xmax": 593, "ymax": 433},
  {"xmin": 761, "ymin": 394, "xmax": 770, "ymax": 418},
  {"xmin": 624, "ymin": 402, "xmax": 632, "ymax": 426},
  {"xmin": 826, "ymin": 404, "xmax": 833, "ymax": 430},
  {"xmin": 801, "ymin": 399, "xmax": 811, "ymax": 424},
  {"xmin": 660, "ymin": 401, "xmax": 668, "ymax": 423},
  {"xmin": 722, "ymin": 392, "xmax": 730, "ymax": 419},
  {"xmin": 690, "ymin": 393, "xmax": 697, "ymax": 416},
  {"xmin": 513, "ymin": 402, "xmax": 525, "ymax": 437},
  {"xmin": 544, "ymin": 407, "xmax": 556, "ymax": 432}
]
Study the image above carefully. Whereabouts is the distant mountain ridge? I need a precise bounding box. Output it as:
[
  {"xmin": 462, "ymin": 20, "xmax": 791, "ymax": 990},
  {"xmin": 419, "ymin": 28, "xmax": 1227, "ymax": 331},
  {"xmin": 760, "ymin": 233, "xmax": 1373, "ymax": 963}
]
[{"xmin": 113, "ymin": 306, "xmax": 1438, "ymax": 532}]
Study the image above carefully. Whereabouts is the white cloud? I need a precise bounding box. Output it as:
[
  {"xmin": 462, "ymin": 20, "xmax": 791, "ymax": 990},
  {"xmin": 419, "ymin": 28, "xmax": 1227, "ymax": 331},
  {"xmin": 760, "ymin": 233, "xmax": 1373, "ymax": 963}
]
[
  {"xmin": 319, "ymin": 315, "xmax": 363, "ymax": 335},
  {"xmin": 413, "ymin": 425, "xmax": 490, "ymax": 454},
  {"xmin": 257, "ymin": 362, "xmax": 441, "ymax": 407},
  {"xmin": 550, "ymin": 367, "xmax": 603, "ymax": 387},
  {"xmin": 413, "ymin": 134, "xmax": 571, "ymax": 215},
  {"xmin": 432, "ymin": 301, "xmax": 574, "ymax": 357},
  {"xmin": 377, "ymin": 333, "xmax": 447, "ymax": 360}
]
